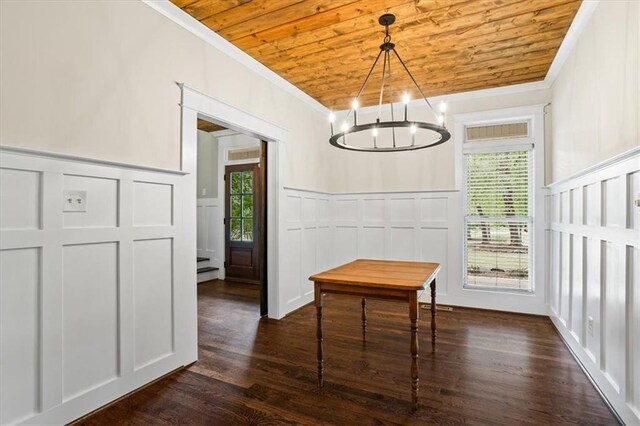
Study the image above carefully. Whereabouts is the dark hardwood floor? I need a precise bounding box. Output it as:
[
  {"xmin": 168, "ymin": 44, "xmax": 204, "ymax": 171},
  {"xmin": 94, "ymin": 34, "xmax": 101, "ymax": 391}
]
[{"xmin": 77, "ymin": 280, "xmax": 618, "ymax": 425}]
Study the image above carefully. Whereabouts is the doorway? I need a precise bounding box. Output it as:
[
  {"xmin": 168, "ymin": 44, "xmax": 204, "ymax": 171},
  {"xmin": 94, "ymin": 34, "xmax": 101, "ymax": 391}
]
[{"xmin": 223, "ymin": 141, "xmax": 268, "ymax": 316}]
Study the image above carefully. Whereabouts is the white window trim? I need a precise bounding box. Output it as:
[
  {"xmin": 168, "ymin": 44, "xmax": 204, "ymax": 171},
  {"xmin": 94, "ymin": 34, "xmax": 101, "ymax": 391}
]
[{"xmin": 453, "ymin": 104, "xmax": 548, "ymax": 314}]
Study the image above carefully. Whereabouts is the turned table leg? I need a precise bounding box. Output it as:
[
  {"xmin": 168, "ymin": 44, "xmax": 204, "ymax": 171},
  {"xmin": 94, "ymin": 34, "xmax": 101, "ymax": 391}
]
[
  {"xmin": 431, "ymin": 279, "xmax": 437, "ymax": 352},
  {"xmin": 409, "ymin": 292, "xmax": 419, "ymax": 410},
  {"xmin": 361, "ymin": 298, "xmax": 367, "ymax": 341},
  {"xmin": 315, "ymin": 284, "xmax": 324, "ymax": 388}
]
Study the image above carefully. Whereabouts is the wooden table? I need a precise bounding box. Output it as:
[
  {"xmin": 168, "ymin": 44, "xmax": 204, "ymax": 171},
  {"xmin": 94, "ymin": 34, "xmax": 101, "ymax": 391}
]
[{"xmin": 309, "ymin": 259, "xmax": 440, "ymax": 410}]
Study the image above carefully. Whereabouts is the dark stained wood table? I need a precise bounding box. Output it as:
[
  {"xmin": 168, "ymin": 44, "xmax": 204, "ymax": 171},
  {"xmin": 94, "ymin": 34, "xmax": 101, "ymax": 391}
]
[{"xmin": 309, "ymin": 259, "xmax": 440, "ymax": 410}]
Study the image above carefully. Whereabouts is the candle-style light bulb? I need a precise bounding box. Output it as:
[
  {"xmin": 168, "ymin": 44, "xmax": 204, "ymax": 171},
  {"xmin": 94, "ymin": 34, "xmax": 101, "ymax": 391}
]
[
  {"xmin": 372, "ymin": 127, "xmax": 378, "ymax": 148},
  {"xmin": 372, "ymin": 128, "xmax": 379, "ymax": 137},
  {"xmin": 351, "ymin": 99, "xmax": 359, "ymax": 110},
  {"xmin": 410, "ymin": 124, "xmax": 417, "ymax": 146},
  {"xmin": 402, "ymin": 92, "xmax": 410, "ymax": 104},
  {"xmin": 328, "ymin": 112, "xmax": 335, "ymax": 123},
  {"xmin": 437, "ymin": 114, "xmax": 445, "ymax": 125},
  {"xmin": 341, "ymin": 121, "xmax": 349, "ymax": 132},
  {"xmin": 439, "ymin": 101, "xmax": 447, "ymax": 113}
]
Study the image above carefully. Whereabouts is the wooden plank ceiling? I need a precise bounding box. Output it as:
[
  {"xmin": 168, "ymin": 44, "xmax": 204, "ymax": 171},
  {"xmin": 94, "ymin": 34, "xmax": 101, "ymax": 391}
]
[
  {"xmin": 173, "ymin": 0, "xmax": 581, "ymax": 109},
  {"xmin": 197, "ymin": 118, "xmax": 226, "ymax": 132}
]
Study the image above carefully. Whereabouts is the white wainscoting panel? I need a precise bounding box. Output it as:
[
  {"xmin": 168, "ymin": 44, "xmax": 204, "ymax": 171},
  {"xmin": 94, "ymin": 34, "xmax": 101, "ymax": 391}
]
[
  {"xmin": 280, "ymin": 189, "xmax": 331, "ymax": 313},
  {"xmin": 0, "ymin": 147, "xmax": 192, "ymax": 425},
  {"xmin": 196, "ymin": 197, "xmax": 221, "ymax": 278},
  {"xmin": 547, "ymin": 148, "xmax": 640, "ymax": 424},
  {"xmin": 0, "ymin": 248, "xmax": 40, "ymax": 424},
  {"xmin": 62, "ymin": 242, "xmax": 119, "ymax": 401}
]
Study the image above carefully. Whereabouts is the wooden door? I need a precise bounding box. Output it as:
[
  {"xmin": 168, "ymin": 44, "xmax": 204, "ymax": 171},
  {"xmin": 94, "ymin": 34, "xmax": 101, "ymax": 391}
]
[{"xmin": 225, "ymin": 163, "xmax": 261, "ymax": 283}]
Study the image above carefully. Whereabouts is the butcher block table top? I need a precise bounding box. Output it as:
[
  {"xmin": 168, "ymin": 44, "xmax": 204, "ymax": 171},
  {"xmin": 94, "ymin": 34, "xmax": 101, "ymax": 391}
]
[{"xmin": 309, "ymin": 259, "xmax": 440, "ymax": 291}]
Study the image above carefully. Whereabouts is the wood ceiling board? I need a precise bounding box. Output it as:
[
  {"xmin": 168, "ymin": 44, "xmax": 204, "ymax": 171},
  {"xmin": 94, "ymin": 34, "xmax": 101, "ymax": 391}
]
[
  {"xmin": 197, "ymin": 118, "xmax": 226, "ymax": 132},
  {"xmin": 172, "ymin": 0, "xmax": 582, "ymax": 108}
]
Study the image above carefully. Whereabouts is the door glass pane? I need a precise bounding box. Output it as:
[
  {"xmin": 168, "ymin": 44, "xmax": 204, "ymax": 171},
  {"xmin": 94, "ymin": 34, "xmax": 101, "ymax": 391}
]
[
  {"xmin": 242, "ymin": 171, "xmax": 253, "ymax": 194},
  {"xmin": 242, "ymin": 219, "xmax": 253, "ymax": 241},
  {"xmin": 230, "ymin": 219, "xmax": 242, "ymax": 241},
  {"xmin": 231, "ymin": 196, "xmax": 242, "ymax": 218},
  {"xmin": 242, "ymin": 195, "xmax": 253, "ymax": 218},
  {"xmin": 231, "ymin": 172, "xmax": 242, "ymax": 194}
]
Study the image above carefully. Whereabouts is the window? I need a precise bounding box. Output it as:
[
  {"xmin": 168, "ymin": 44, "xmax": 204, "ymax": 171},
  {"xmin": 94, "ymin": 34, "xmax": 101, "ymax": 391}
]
[
  {"xmin": 464, "ymin": 123, "xmax": 533, "ymax": 291},
  {"xmin": 229, "ymin": 170, "xmax": 254, "ymax": 242}
]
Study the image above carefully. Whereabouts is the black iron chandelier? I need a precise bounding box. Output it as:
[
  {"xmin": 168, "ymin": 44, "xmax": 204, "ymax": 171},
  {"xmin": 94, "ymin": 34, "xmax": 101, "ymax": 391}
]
[{"xmin": 328, "ymin": 14, "xmax": 450, "ymax": 152}]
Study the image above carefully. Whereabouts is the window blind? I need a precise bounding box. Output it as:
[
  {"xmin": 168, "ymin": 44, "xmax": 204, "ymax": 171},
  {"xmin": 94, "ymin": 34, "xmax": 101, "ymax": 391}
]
[{"xmin": 465, "ymin": 150, "xmax": 531, "ymax": 291}]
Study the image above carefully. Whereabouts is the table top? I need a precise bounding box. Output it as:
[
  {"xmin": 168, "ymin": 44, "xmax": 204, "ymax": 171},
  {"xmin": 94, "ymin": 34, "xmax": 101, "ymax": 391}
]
[{"xmin": 309, "ymin": 259, "xmax": 440, "ymax": 291}]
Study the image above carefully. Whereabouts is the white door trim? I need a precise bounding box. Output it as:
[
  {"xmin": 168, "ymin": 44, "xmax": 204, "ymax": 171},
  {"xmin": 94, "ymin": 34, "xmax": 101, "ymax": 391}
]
[{"xmin": 179, "ymin": 84, "xmax": 284, "ymax": 333}]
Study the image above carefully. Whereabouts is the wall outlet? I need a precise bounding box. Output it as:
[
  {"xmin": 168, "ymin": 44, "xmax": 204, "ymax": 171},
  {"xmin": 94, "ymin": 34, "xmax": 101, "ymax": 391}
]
[
  {"xmin": 587, "ymin": 316, "xmax": 594, "ymax": 336},
  {"xmin": 63, "ymin": 190, "xmax": 87, "ymax": 212}
]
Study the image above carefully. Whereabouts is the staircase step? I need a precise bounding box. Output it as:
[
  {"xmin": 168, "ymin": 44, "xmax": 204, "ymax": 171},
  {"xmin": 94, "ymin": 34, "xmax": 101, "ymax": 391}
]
[
  {"xmin": 197, "ymin": 266, "xmax": 219, "ymax": 274},
  {"xmin": 197, "ymin": 257, "xmax": 210, "ymax": 263}
]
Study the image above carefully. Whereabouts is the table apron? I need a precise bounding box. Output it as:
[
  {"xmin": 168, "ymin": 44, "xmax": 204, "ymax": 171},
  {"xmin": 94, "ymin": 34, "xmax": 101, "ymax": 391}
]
[{"xmin": 314, "ymin": 282, "xmax": 421, "ymax": 301}]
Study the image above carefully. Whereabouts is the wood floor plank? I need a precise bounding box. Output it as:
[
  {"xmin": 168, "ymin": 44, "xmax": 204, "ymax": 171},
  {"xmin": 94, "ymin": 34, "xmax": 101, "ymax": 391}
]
[{"xmin": 74, "ymin": 280, "xmax": 619, "ymax": 425}]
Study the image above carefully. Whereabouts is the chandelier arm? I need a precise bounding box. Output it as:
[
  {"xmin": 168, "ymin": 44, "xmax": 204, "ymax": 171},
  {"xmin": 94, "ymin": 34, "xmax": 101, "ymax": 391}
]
[
  {"xmin": 354, "ymin": 48, "xmax": 384, "ymax": 101},
  {"xmin": 387, "ymin": 51, "xmax": 397, "ymax": 147},
  {"xmin": 391, "ymin": 48, "xmax": 437, "ymax": 117},
  {"xmin": 377, "ymin": 49, "xmax": 389, "ymax": 121}
]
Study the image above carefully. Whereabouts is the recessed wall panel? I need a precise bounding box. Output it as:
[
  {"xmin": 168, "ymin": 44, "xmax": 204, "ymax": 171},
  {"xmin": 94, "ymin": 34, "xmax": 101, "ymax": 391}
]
[
  {"xmin": 302, "ymin": 197, "xmax": 316, "ymax": 222},
  {"xmin": 604, "ymin": 242, "xmax": 625, "ymax": 393},
  {"xmin": 0, "ymin": 168, "xmax": 40, "ymax": 230},
  {"xmin": 362, "ymin": 198, "xmax": 384, "ymax": 222},
  {"xmin": 585, "ymin": 183, "xmax": 601, "ymax": 226},
  {"xmin": 334, "ymin": 199, "xmax": 357, "ymax": 222},
  {"xmin": 632, "ymin": 246, "xmax": 640, "ymax": 411},
  {"xmin": 390, "ymin": 227, "xmax": 414, "ymax": 260},
  {"xmin": 301, "ymin": 227, "xmax": 316, "ymax": 296},
  {"xmin": 282, "ymin": 228, "xmax": 302, "ymax": 303},
  {"xmin": 420, "ymin": 198, "xmax": 448, "ymax": 222},
  {"xmin": 420, "ymin": 228, "xmax": 448, "ymax": 292},
  {"xmin": 0, "ymin": 248, "xmax": 40, "ymax": 424},
  {"xmin": 560, "ymin": 233, "xmax": 571, "ymax": 325},
  {"xmin": 603, "ymin": 177, "xmax": 624, "ymax": 228},
  {"xmin": 360, "ymin": 227, "xmax": 385, "ymax": 259},
  {"xmin": 63, "ymin": 175, "xmax": 118, "ymax": 228},
  {"xmin": 63, "ymin": 242, "xmax": 118, "ymax": 400},
  {"xmin": 550, "ymin": 231, "xmax": 561, "ymax": 315},
  {"xmin": 334, "ymin": 226, "xmax": 357, "ymax": 264},
  {"xmin": 316, "ymin": 227, "xmax": 331, "ymax": 272},
  {"xmin": 317, "ymin": 199, "xmax": 330, "ymax": 223},
  {"xmin": 630, "ymin": 171, "xmax": 640, "ymax": 230},
  {"xmin": 389, "ymin": 198, "xmax": 414, "ymax": 222},
  {"xmin": 133, "ymin": 238, "xmax": 174, "ymax": 369},
  {"xmin": 133, "ymin": 182, "xmax": 172, "ymax": 226},
  {"xmin": 585, "ymin": 238, "xmax": 601, "ymax": 363},
  {"xmin": 570, "ymin": 187, "xmax": 583, "ymax": 225},
  {"xmin": 561, "ymin": 191, "xmax": 570, "ymax": 224},
  {"xmin": 286, "ymin": 195, "xmax": 301, "ymax": 223},
  {"xmin": 570, "ymin": 237, "xmax": 584, "ymax": 340}
]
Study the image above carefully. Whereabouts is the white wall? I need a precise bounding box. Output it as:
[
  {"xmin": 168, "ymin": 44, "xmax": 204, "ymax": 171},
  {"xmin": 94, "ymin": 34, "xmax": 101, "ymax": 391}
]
[
  {"xmin": 196, "ymin": 130, "xmax": 218, "ymax": 199},
  {"xmin": 547, "ymin": 149, "xmax": 640, "ymax": 424},
  {"xmin": 549, "ymin": 0, "xmax": 639, "ymax": 183},
  {"xmin": 0, "ymin": 0, "xmax": 330, "ymax": 191},
  {"xmin": 0, "ymin": 147, "xmax": 194, "ymax": 425}
]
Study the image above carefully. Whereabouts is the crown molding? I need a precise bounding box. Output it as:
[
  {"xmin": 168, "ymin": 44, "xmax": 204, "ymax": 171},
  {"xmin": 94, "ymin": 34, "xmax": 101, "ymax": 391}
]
[
  {"xmin": 146, "ymin": 0, "xmax": 599, "ymax": 117},
  {"xmin": 142, "ymin": 0, "xmax": 328, "ymax": 115}
]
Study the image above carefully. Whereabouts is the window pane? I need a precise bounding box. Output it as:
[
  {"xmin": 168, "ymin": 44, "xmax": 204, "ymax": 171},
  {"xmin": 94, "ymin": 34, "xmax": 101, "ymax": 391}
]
[
  {"xmin": 466, "ymin": 151, "xmax": 529, "ymax": 217},
  {"xmin": 466, "ymin": 221, "xmax": 530, "ymax": 290},
  {"xmin": 242, "ymin": 219, "xmax": 253, "ymax": 241},
  {"xmin": 231, "ymin": 172, "xmax": 242, "ymax": 195},
  {"xmin": 231, "ymin": 196, "xmax": 241, "ymax": 218},
  {"xmin": 230, "ymin": 219, "xmax": 242, "ymax": 241},
  {"xmin": 242, "ymin": 195, "xmax": 253, "ymax": 218},
  {"xmin": 242, "ymin": 171, "xmax": 253, "ymax": 194}
]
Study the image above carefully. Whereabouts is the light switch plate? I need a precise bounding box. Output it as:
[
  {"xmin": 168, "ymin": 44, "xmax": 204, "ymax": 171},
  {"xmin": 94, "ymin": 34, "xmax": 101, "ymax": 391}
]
[{"xmin": 63, "ymin": 190, "xmax": 87, "ymax": 212}]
